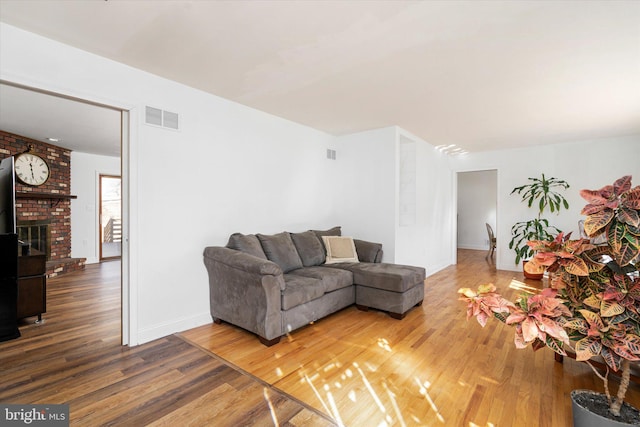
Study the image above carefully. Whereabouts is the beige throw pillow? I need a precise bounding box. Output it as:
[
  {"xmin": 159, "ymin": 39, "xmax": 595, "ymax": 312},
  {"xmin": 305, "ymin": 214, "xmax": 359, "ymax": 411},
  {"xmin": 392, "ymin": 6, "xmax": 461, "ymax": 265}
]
[{"xmin": 322, "ymin": 236, "xmax": 359, "ymax": 264}]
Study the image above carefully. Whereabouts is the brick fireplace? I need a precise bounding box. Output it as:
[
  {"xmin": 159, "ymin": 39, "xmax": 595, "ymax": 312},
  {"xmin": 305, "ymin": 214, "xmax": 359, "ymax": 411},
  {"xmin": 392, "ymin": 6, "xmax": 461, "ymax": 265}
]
[{"xmin": 0, "ymin": 130, "xmax": 85, "ymax": 277}]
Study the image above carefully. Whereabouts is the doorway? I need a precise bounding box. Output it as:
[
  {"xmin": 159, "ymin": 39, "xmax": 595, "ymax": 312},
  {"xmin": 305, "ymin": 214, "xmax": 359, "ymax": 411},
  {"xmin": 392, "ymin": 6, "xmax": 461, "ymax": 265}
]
[
  {"xmin": 1, "ymin": 80, "xmax": 130, "ymax": 344},
  {"xmin": 99, "ymin": 175, "xmax": 122, "ymax": 261},
  {"xmin": 457, "ymin": 170, "xmax": 498, "ymax": 259}
]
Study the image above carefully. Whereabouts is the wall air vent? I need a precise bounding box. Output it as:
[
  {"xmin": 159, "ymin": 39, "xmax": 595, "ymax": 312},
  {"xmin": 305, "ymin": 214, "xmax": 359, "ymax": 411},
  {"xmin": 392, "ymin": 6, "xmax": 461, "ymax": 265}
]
[
  {"xmin": 326, "ymin": 149, "xmax": 336, "ymax": 160},
  {"xmin": 162, "ymin": 110, "xmax": 179, "ymax": 130},
  {"xmin": 145, "ymin": 106, "xmax": 180, "ymax": 130}
]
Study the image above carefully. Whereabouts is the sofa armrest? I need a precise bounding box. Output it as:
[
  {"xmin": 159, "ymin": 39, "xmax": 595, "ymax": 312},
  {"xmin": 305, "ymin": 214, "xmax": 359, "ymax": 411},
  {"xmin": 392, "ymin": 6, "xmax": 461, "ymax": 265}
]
[
  {"xmin": 354, "ymin": 239, "xmax": 383, "ymax": 263},
  {"xmin": 203, "ymin": 246, "xmax": 283, "ymax": 282},
  {"xmin": 203, "ymin": 246, "xmax": 284, "ymax": 340}
]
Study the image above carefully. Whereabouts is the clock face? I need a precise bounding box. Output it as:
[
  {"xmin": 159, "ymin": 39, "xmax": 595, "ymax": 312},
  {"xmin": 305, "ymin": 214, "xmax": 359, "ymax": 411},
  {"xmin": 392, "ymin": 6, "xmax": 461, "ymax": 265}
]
[{"xmin": 15, "ymin": 153, "xmax": 50, "ymax": 186}]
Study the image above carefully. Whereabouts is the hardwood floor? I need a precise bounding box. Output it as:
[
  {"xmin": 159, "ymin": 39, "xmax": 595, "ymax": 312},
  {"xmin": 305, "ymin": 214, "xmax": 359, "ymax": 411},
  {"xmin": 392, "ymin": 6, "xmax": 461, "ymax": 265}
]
[
  {"xmin": 0, "ymin": 261, "xmax": 333, "ymax": 426},
  {"xmin": 2, "ymin": 251, "xmax": 639, "ymax": 426},
  {"xmin": 181, "ymin": 250, "xmax": 640, "ymax": 426}
]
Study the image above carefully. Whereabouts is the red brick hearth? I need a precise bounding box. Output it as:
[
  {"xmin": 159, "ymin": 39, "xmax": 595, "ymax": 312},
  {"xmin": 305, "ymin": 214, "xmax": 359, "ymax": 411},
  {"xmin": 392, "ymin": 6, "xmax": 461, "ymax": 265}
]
[{"xmin": 1, "ymin": 130, "xmax": 85, "ymax": 277}]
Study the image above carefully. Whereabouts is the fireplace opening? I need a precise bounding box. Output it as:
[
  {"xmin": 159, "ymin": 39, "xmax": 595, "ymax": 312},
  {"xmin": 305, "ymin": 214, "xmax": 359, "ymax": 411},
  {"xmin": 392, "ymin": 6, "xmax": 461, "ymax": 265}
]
[{"xmin": 17, "ymin": 220, "xmax": 51, "ymax": 260}]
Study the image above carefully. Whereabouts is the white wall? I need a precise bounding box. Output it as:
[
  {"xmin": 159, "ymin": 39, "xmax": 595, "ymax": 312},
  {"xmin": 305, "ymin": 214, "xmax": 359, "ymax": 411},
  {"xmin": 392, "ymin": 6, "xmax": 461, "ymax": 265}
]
[
  {"xmin": 457, "ymin": 170, "xmax": 497, "ymax": 250},
  {"xmin": 70, "ymin": 152, "xmax": 121, "ymax": 264},
  {"xmin": 333, "ymin": 127, "xmax": 398, "ymax": 259},
  {"xmin": 395, "ymin": 128, "xmax": 455, "ymax": 275},
  {"xmin": 334, "ymin": 126, "xmax": 455, "ymax": 275},
  {"xmin": 1, "ymin": 23, "xmax": 336, "ymax": 344},
  {"xmin": 449, "ymin": 134, "xmax": 640, "ymax": 271}
]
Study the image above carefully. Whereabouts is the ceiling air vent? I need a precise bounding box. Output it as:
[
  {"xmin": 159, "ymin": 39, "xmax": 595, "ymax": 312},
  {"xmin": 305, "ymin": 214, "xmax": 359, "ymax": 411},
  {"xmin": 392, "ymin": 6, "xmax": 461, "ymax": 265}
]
[{"xmin": 145, "ymin": 106, "xmax": 180, "ymax": 130}]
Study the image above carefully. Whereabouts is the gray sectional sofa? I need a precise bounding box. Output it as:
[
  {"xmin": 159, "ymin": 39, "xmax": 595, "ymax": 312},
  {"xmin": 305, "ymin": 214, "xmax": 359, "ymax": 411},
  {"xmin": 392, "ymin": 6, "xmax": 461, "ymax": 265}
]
[{"xmin": 203, "ymin": 227, "xmax": 425, "ymax": 345}]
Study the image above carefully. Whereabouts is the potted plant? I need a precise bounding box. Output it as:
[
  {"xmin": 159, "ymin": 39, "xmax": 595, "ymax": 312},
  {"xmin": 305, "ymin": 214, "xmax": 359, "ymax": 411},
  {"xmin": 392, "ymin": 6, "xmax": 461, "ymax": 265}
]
[
  {"xmin": 508, "ymin": 174, "xmax": 571, "ymax": 279},
  {"xmin": 459, "ymin": 176, "xmax": 640, "ymax": 426}
]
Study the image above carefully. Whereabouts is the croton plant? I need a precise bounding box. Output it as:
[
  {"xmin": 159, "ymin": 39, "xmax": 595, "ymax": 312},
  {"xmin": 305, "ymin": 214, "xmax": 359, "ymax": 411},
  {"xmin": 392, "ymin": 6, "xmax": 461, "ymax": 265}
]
[{"xmin": 459, "ymin": 176, "xmax": 640, "ymax": 417}]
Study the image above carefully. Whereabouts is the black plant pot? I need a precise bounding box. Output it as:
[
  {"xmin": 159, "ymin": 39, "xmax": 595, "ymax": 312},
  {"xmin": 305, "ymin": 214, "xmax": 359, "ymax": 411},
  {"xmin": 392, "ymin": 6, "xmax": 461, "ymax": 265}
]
[{"xmin": 571, "ymin": 390, "xmax": 640, "ymax": 427}]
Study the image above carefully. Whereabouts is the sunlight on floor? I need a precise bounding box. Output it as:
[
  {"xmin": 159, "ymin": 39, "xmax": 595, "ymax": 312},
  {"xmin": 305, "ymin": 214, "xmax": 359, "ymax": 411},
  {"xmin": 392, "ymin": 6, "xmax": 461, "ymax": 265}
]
[
  {"xmin": 354, "ymin": 362, "xmax": 386, "ymax": 413},
  {"xmin": 377, "ymin": 337, "xmax": 392, "ymax": 352},
  {"xmin": 509, "ymin": 278, "xmax": 540, "ymax": 294},
  {"xmin": 302, "ymin": 372, "xmax": 338, "ymax": 424},
  {"xmin": 414, "ymin": 377, "xmax": 445, "ymax": 424},
  {"xmin": 295, "ymin": 350, "xmax": 449, "ymax": 426},
  {"xmin": 263, "ymin": 387, "xmax": 279, "ymax": 426}
]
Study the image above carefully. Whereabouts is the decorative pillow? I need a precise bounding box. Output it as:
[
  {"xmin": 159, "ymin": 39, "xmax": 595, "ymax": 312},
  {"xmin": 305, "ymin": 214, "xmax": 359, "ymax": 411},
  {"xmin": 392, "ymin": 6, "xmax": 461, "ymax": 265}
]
[
  {"xmin": 257, "ymin": 232, "xmax": 304, "ymax": 273},
  {"xmin": 290, "ymin": 231, "xmax": 325, "ymax": 267},
  {"xmin": 311, "ymin": 226, "xmax": 342, "ymax": 254},
  {"xmin": 226, "ymin": 233, "xmax": 267, "ymax": 259},
  {"xmin": 322, "ymin": 236, "xmax": 359, "ymax": 264}
]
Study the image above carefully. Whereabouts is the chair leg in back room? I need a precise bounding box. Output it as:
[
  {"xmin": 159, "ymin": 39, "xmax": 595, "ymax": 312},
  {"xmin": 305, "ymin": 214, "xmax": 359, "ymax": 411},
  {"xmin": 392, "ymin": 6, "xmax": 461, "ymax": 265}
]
[{"xmin": 485, "ymin": 223, "xmax": 496, "ymax": 259}]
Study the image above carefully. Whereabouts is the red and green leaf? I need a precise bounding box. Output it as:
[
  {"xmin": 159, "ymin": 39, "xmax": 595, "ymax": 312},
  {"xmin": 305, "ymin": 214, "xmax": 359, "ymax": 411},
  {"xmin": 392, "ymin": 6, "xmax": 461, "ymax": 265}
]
[
  {"xmin": 618, "ymin": 207, "xmax": 640, "ymax": 228},
  {"xmin": 612, "ymin": 345, "xmax": 640, "ymax": 361},
  {"xmin": 584, "ymin": 210, "xmax": 615, "ymax": 236},
  {"xmin": 563, "ymin": 318, "xmax": 589, "ymax": 334},
  {"xmin": 623, "ymin": 187, "xmax": 640, "ymax": 209},
  {"xmin": 613, "ymin": 175, "xmax": 632, "ymax": 196},
  {"xmin": 600, "ymin": 300, "xmax": 625, "ymax": 317},
  {"xmin": 607, "ymin": 221, "xmax": 626, "ymax": 252},
  {"xmin": 579, "ymin": 309, "xmax": 605, "ymax": 330},
  {"xmin": 545, "ymin": 336, "xmax": 567, "ymax": 356},
  {"xmin": 575, "ymin": 337, "xmax": 601, "ymax": 361},
  {"xmin": 580, "ymin": 189, "xmax": 609, "ymax": 206},
  {"xmin": 615, "ymin": 242, "xmax": 639, "ymax": 267},
  {"xmin": 601, "ymin": 347, "xmax": 621, "ymax": 372},
  {"xmin": 563, "ymin": 257, "xmax": 590, "ymax": 276}
]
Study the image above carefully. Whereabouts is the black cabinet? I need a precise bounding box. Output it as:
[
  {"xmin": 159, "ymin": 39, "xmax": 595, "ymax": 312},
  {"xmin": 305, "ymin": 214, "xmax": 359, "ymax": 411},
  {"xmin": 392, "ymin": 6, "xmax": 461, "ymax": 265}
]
[
  {"xmin": 17, "ymin": 253, "xmax": 46, "ymax": 321},
  {"xmin": 0, "ymin": 233, "xmax": 20, "ymax": 341}
]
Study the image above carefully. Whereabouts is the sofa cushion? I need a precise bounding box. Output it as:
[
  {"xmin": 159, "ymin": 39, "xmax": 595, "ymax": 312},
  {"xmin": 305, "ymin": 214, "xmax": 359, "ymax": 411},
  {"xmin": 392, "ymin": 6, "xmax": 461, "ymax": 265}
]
[
  {"xmin": 322, "ymin": 236, "xmax": 359, "ymax": 264},
  {"xmin": 257, "ymin": 232, "xmax": 304, "ymax": 273},
  {"xmin": 226, "ymin": 233, "xmax": 267, "ymax": 259},
  {"xmin": 288, "ymin": 266, "xmax": 353, "ymax": 293},
  {"xmin": 329, "ymin": 262, "xmax": 425, "ymax": 293},
  {"xmin": 353, "ymin": 239, "xmax": 383, "ymax": 263},
  {"xmin": 281, "ymin": 274, "xmax": 325, "ymax": 310},
  {"xmin": 290, "ymin": 231, "xmax": 325, "ymax": 267},
  {"xmin": 311, "ymin": 226, "xmax": 341, "ymax": 254}
]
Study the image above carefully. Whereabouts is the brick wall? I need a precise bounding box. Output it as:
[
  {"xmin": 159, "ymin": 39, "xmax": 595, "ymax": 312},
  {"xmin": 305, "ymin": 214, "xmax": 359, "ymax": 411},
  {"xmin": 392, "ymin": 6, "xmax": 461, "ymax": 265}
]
[{"xmin": 0, "ymin": 130, "xmax": 72, "ymax": 260}]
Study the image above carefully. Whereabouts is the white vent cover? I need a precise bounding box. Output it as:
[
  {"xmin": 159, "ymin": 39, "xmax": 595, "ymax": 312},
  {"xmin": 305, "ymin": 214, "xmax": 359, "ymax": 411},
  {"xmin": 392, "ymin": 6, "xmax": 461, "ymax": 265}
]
[
  {"xmin": 162, "ymin": 111, "xmax": 179, "ymax": 130},
  {"xmin": 145, "ymin": 106, "xmax": 180, "ymax": 130},
  {"xmin": 145, "ymin": 106, "xmax": 162, "ymax": 126},
  {"xmin": 326, "ymin": 149, "xmax": 336, "ymax": 160}
]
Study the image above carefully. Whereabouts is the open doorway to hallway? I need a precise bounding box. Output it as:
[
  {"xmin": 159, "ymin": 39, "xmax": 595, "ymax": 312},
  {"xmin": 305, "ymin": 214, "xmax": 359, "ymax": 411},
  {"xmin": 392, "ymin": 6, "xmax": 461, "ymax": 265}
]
[{"xmin": 457, "ymin": 170, "xmax": 498, "ymax": 262}]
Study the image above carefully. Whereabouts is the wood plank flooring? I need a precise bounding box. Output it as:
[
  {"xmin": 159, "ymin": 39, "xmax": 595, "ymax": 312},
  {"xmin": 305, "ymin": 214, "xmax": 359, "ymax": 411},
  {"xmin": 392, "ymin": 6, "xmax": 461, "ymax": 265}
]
[
  {"xmin": 181, "ymin": 250, "xmax": 640, "ymax": 426},
  {"xmin": 3, "ymin": 251, "xmax": 639, "ymax": 426},
  {"xmin": 0, "ymin": 261, "xmax": 333, "ymax": 426}
]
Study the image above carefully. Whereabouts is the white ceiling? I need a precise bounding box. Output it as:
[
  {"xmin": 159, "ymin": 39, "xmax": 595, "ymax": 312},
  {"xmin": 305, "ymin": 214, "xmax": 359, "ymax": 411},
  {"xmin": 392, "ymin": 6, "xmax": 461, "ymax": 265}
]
[
  {"xmin": 0, "ymin": 84, "xmax": 122, "ymax": 157},
  {"xmin": 0, "ymin": 0, "xmax": 639, "ymax": 156}
]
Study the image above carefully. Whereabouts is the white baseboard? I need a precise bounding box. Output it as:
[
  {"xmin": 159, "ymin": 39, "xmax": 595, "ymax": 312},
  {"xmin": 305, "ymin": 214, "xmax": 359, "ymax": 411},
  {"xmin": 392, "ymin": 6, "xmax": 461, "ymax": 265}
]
[
  {"xmin": 497, "ymin": 262, "xmax": 520, "ymax": 273},
  {"xmin": 457, "ymin": 244, "xmax": 488, "ymax": 251},
  {"xmin": 136, "ymin": 311, "xmax": 212, "ymax": 345},
  {"xmin": 426, "ymin": 261, "xmax": 452, "ymax": 277}
]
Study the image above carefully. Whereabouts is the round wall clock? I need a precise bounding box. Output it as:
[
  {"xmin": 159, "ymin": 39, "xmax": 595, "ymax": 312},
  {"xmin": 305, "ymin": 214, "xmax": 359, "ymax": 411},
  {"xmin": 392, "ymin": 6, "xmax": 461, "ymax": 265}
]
[{"xmin": 15, "ymin": 152, "xmax": 50, "ymax": 186}]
